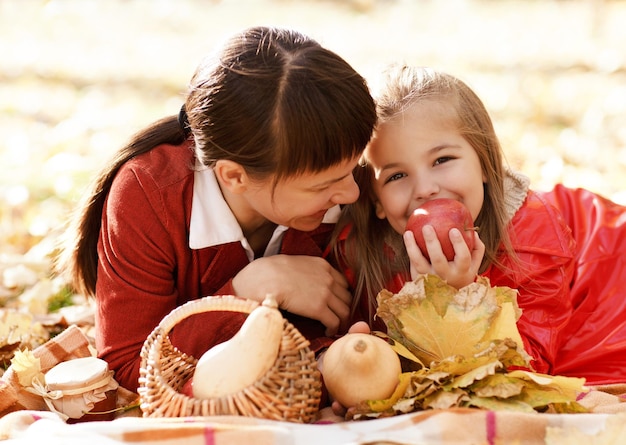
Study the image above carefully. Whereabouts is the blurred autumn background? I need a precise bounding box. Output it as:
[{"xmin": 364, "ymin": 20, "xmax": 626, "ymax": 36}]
[{"xmin": 1, "ymin": 0, "xmax": 625, "ymax": 358}]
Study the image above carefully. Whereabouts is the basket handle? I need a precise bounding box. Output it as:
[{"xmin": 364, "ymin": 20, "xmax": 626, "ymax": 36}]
[{"xmin": 156, "ymin": 295, "xmax": 261, "ymax": 337}]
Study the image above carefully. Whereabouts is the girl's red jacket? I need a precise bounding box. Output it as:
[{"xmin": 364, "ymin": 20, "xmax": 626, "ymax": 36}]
[{"xmin": 341, "ymin": 185, "xmax": 626, "ymax": 385}]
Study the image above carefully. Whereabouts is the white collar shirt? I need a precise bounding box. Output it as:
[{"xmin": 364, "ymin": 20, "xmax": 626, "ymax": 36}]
[{"xmin": 189, "ymin": 167, "xmax": 341, "ymax": 262}]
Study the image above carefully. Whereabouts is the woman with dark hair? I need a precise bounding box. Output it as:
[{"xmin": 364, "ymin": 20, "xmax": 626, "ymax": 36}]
[{"xmin": 57, "ymin": 26, "xmax": 376, "ymax": 391}]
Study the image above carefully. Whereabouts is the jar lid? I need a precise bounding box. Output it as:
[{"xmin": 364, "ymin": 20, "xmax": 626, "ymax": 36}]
[{"xmin": 45, "ymin": 357, "xmax": 110, "ymax": 391}]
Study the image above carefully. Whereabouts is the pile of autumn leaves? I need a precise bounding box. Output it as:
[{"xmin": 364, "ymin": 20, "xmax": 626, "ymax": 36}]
[{"xmin": 349, "ymin": 275, "xmax": 587, "ymax": 419}]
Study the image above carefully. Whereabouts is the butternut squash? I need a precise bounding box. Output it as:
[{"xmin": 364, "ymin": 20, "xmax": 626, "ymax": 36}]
[
  {"xmin": 321, "ymin": 333, "xmax": 401, "ymax": 407},
  {"xmin": 191, "ymin": 295, "xmax": 284, "ymax": 399}
]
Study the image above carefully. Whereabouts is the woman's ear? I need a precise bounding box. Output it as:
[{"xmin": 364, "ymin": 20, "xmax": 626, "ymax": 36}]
[{"xmin": 214, "ymin": 160, "xmax": 249, "ymax": 194}]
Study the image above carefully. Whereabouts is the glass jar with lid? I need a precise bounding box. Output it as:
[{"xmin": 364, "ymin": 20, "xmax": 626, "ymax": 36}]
[{"xmin": 44, "ymin": 357, "xmax": 119, "ymax": 422}]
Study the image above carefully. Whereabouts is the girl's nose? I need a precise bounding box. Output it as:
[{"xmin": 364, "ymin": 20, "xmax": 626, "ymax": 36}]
[{"xmin": 412, "ymin": 175, "xmax": 439, "ymax": 201}]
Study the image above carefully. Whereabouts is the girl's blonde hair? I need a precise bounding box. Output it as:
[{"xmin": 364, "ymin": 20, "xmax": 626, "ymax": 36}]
[{"xmin": 333, "ymin": 65, "xmax": 512, "ymax": 322}]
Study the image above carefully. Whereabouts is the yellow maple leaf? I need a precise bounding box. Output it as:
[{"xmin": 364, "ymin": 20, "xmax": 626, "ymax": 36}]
[
  {"xmin": 506, "ymin": 370, "xmax": 588, "ymax": 400},
  {"xmin": 432, "ymin": 354, "xmax": 500, "ymax": 377},
  {"xmin": 361, "ymin": 275, "xmax": 586, "ymax": 417},
  {"xmin": 470, "ymin": 373, "xmax": 525, "ymax": 398},
  {"xmin": 444, "ymin": 359, "xmax": 502, "ymax": 390},
  {"xmin": 468, "ymin": 394, "xmax": 536, "ymax": 413},
  {"xmin": 376, "ymin": 274, "xmax": 523, "ymax": 365},
  {"xmin": 424, "ymin": 387, "xmax": 469, "ymax": 410},
  {"xmin": 10, "ymin": 349, "xmax": 45, "ymax": 387}
]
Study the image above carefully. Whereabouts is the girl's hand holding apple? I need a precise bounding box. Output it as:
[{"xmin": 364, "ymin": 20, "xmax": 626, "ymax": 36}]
[{"xmin": 404, "ymin": 199, "xmax": 485, "ymax": 289}]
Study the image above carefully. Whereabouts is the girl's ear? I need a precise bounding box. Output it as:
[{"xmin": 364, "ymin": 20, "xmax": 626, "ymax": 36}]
[
  {"xmin": 374, "ymin": 200, "xmax": 387, "ymax": 220},
  {"xmin": 214, "ymin": 160, "xmax": 249, "ymax": 194}
]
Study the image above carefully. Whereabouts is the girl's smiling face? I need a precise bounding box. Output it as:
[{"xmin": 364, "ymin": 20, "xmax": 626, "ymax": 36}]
[{"xmin": 364, "ymin": 100, "xmax": 486, "ymax": 235}]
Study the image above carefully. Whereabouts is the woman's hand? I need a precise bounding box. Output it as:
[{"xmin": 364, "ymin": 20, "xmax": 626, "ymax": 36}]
[
  {"xmin": 232, "ymin": 255, "xmax": 352, "ymax": 336},
  {"xmin": 403, "ymin": 226, "xmax": 485, "ymax": 289}
]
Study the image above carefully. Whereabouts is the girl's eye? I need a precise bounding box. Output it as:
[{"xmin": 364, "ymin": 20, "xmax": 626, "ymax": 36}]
[
  {"xmin": 433, "ymin": 156, "xmax": 453, "ymax": 166},
  {"xmin": 384, "ymin": 172, "xmax": 406, "ymax": 184}
]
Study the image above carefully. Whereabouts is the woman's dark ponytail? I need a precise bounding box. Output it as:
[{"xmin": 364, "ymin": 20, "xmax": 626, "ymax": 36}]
[{"xmin": 57, "ymin": 115, "xmax": 187, "ymax": 296}]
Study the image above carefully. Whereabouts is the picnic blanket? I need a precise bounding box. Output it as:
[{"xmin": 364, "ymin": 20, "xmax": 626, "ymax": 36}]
[
  {"xmin": 1, "ymin": 408, "xmax": 625, "ymax": 444},
  {"xmin": 1, "ymin": 325, "xmax": 626, "ymax": 444}
]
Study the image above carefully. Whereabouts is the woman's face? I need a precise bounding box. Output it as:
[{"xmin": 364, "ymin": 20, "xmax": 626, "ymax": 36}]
[
  {"xmin": 245, "ymin": 155, "xmax": 361, "ymax": 232},
  {"xmin": 364, "ymin": 100, "xmax": 485, "ymax": 235}
]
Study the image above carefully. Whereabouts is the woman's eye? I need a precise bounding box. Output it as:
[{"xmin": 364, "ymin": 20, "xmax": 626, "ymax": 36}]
[{"xmin": 385, "ymin": 172, "xmax": 406, "ymax": 184}]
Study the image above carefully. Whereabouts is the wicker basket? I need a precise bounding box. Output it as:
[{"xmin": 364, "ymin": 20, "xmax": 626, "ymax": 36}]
[{"xmin": 137, "ymin": 295, "xmax": 322, "ymax": 423}]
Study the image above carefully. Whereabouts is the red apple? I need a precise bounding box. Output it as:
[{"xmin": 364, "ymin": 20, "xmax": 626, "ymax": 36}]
[{"xmin": 406, "ymin": 199, "xmax": 475, "ymax": 261}]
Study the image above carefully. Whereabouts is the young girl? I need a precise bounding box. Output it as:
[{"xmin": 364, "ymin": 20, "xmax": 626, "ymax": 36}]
[
  {"xmin": 333, "ymin": 65, "xmax": 626, "ymax": 385},
  {"xmin": 57, "ymin": 26, "xmax": 377, "ymax": 392}
]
